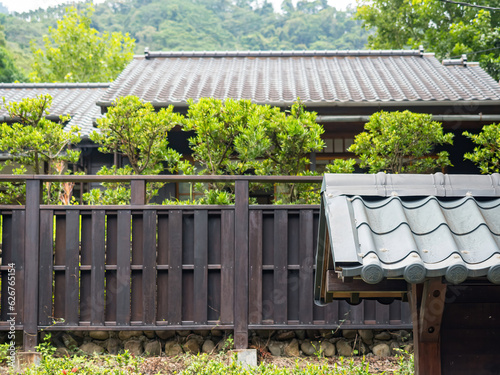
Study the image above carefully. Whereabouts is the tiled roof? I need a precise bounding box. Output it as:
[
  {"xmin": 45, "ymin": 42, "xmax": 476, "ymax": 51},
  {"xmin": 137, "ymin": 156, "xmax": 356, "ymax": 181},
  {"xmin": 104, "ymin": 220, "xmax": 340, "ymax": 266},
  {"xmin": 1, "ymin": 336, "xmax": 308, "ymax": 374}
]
[
  {"xmin": 98, "ymin": 50, "xmax": 500, "ymax": 107},
  {"xmin": 0, "ymin": 83, "xmax": 109, "ymax": 137},
  {"xmin": 319, "ymin": 173, "xmax": 500, "ymax": 286}
]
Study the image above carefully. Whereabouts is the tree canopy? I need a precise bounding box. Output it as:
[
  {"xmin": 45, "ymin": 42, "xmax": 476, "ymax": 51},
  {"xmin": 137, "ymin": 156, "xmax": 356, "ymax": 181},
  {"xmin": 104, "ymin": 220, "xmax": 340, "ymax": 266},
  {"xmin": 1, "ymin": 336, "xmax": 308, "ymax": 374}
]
[
  {"xmin": 463, "ymin": 124, "xmax": 500, "ymax": 174},
  {"xmin": 356, "ymin": 0, "xmax": 500, "ymax": 79},
  {"xmin": 347, "ymin": 110, "xmax": 454, "ymax": 174},
  {"xmin": 29, "ymin": 5, "xmax": 135, "ymax": 82}
]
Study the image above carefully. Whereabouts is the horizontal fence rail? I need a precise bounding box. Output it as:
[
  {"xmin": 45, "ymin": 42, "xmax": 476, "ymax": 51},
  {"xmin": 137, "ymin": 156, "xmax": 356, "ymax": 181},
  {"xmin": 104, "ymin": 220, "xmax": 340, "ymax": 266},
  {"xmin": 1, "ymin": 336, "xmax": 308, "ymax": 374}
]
[{"xmin": 0, "ymin": 176, "xmax": 412, "ymax": 351}]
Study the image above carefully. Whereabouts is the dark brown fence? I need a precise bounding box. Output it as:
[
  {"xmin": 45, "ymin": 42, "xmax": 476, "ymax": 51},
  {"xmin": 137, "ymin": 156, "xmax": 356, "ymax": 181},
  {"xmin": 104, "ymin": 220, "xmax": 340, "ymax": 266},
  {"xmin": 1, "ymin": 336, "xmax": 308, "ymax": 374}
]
[{"xmin": 0, "ymin": 176, "xmax": 412, "ymax": 352}]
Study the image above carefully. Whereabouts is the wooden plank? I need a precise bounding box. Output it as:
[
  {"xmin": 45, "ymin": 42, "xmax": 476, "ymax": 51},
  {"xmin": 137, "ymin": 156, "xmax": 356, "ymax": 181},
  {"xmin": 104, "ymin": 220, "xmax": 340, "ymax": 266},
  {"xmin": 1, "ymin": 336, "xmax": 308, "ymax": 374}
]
[
  {"xmin": 376, "ymin": 302, "xmax": 390, "ymax": 325},
  {"xmin": 327, "ymin": 272, "xmax": 408, "ymax": 293},
  {"xmin": 91, "ymin": 210, "xmax": 105, "ymax": 325},
  {"xmin": 273, "ymin": 210, "xmax": 288, "ymax": 325},
  {"xmin": 1, "ymin": 214, "xmax": 12, "ymax": 321},
  {"xmin": 105, "ymin": 214, "xmax": 117, "ymax": 323},
  {"xmin": 299, "ymin": 210, "xmax": 313, "ymax": 324},
  {"xmin": 23, "ymin": 179, "xmax": 40, "ymax": 351},
  {"xmin": 419, "ymin": 278, "xmax": 446, "ymax": 342},
  {"xmin": 167, "ymin": 210, "xmax": 182, "ymax": 325},
  {"xmin": 116, "ymin": 210, "xmax": 131, "ymax": 326},
  {"xmin": 79, "ymin": 214, "xmax": 92, "ymax": 322},
  {"xmin": 142, "ymin": 210, "xmax": 157, "ymax": 325},
  {"xmin": 248, "ymin": 210, "xmax": 262, "ymax": 325},
  {"xmin": 12, "ymin": 211, "xmax": 25, "ymax": 325},
  {"xmin": 220, "ymin": 210, "xmax": 234, "ymax": 324},
  {"xmin": 350, "ymin": 302, "xmax": 364, "ymax": 325},
  {"xmin": 53, "ymin": 215, "xmax": 66, "ymax": 321},
  {"xmin": 39, "ymin": 210, "xmax": 54, "ymax": 326},
  {"xmin": 65, "ymin": 210, "xmax": 80, "ymax": 326},
  {"xmin": 131, "ymin": 214, "xmax": 143, "ymax": 322},
  {"xmin": 156, "ymin": 214, "xmax": 168, "ymax": 321},
  {"xmin": 324, "ymin": 300, "xmax": 339, "ymax": 324},
  {"xmin": 234, "ymin": 180, "xmax": 249, "ymax": 349},
  {"xmin": 131, "ymin": 180, "xmax": 146, "ymax": 205},
  {"xmin": 193, "ymin": 210, "xmax": 208, "ymax": 324}
]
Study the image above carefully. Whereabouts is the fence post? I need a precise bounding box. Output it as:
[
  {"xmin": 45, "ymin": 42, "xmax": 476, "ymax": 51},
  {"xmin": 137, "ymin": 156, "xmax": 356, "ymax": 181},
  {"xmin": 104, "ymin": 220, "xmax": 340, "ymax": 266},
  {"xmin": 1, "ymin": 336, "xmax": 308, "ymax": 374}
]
[
  {"xmin": 131, "ymin": 179, "xmax": 146, "ymax": 205},
  {"xmin": 24, "ymin": 179, "xmax": 41, "ymax": 352},
  {"xmin": 234, "ymin": 179, "xmax": 249, "ymax": 349}
]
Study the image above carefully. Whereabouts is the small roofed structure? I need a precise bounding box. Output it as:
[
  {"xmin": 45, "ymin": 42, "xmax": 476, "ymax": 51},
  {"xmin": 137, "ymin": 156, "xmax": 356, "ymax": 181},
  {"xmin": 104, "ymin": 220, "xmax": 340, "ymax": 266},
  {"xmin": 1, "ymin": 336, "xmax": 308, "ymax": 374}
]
[{"xmin": 315, "ymin": 173, "xmax": 500, "ymax": 375}]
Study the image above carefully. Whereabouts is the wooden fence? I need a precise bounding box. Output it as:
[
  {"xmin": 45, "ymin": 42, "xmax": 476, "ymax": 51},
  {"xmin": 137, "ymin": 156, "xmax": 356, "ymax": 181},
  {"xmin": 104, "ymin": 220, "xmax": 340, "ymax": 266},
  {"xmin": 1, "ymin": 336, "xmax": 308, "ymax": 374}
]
[{"xmin": 0, "ymin": 176, "xmax": 412, "ymax": 352}]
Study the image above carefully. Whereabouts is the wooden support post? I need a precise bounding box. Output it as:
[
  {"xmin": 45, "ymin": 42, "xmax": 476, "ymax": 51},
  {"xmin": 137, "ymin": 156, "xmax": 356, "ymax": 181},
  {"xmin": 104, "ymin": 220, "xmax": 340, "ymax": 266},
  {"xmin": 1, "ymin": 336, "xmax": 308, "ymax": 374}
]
[
  {"xmin": 24, "ymin": 180, "xmax": 41, "ymax": 351},
  {"xmin": 410, "ymin": 279, "xmax": 447, "ymax": 375},
  {"xmin": 234, "ymin": 180, "xmax": 249, "ymax": 349},
  {"xmin": 131, "ymin": 179, "xmax": 146, "ymax": 205}
]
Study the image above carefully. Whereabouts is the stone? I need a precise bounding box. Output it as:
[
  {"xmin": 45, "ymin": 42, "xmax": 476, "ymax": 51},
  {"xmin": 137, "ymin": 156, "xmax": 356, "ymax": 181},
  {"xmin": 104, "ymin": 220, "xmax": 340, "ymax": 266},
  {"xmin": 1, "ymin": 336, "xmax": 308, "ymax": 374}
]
[
  {"xmin": 143, "ymin": 331, "xmax": 155, "ymax": 339},
  {"xmin": 72, "ymin": 331, "xmax": 85, "ymax": 338},
  {"xmin": 268, "ymin": 341, "xmax": 283, "ymax": 357},
  {"xmin": 54, "ymin": 347, "xmax": 70, "ymax": 357},
  {"xmin": 251, "ymin": 336, "xmax": 266, "ymax": 349},
  {"xmin": 321, "ymin": 341, "xmax": 336, "ymax": 357},
  {"xmin": 374, "ymin": 331, "xmax": 392, "ymax": 341},
  {"xmin": 202, "ymin": 340, "xmax": 216, "ymax": 354},
  {"xmin": 211, "ymin": 329, "xmax": 223, "ymax": 337},
  {"xmin": 216, "ymin": 337, "xmax": 234, "ymax": 351},
  {"xmin": 79, "ymin": 342, "xmax": 105, "ymax": 355},
  {"xmin": 319, "ymin": 329, "xmax": 334, "ymax": 339},
  {"xmin": 306, "ymin": 330, "xmax": 320, "ymax": 339},
  {"xmin": 284, "ymin": 339, "xmax": 300, "ymax": 357},
  {"xmin": 372, "ymin": 343, "xmax": 391, "ymax": 357},
  {"xmin": 61, "ymin": 333, "xmax": 78, "ymax": 351},
  {"xmin": 107, "ymin": 338, "xmax": 121, "ymax": 355},
  {"xmin": 155, "ymin": 331, "xmax": 176, "ymax": 340},
  {"xmin": 295, "ymin": 330, "xmax": 306, "ymax": 340},
  {"xmin": 354, "ymin": 341, "xmax": 369, "ymax": 355},
  {"xmin": 276, "ymin": 330, "xmax": 295, "ymax": 341},
  {"xmin": 404, "ymin": 344, "xmax": 414, "ymax": 354},
  {"xmin": 358, "ymin": 330, "xmax": 374, "ymax": 345},
  {"xmin": 255, "ymin": 330, "xmax": 273, "ymax": 339},
  {"xmin": 198, "ymin": 330, "xmax": 211, "ymax": 337},
  {"xmin": 183, "ymin": 338, "xmax": 200, "ymax": 354},
  {"xmin": 124, "ymin": 339, "xmax": 144, "ymax": 356},
  {"xmin": 342, "ymin": 330, "xmax": 357, "ymax": 339},
  {"xmin": 235, "ymin": 349, "xmax": 257, "ymax": 369},
  {"xmin": 118, "ymin": 331, "xmax": 143, "ymax": 341},
  {"xmin": 177, "ymin": 330, "xmax": 191, "ymax": 337},
  {"xmin": 190, "ymin": 334, "xmax": 205, "ymax": 345},
  {"xmin": 144, "ymin": 341, "xmax": 162, "ymax": 356},
  {"xmin": 390, "ymin": 341, "xmax": 401, "ymax": 355},
  {"xmin": 336, "ymin": 340, "xmax": 353, "ymax": 357},
  {"xmin": 300, "ymin": 341, "xmax": 318, "ymax": 356},
  {"xmin": 165, "ymin": 341, "xmax": 183, "ymax": 356},
  {"xmin": 89, "ymin": 331, "xmax": 109, "ymax": 341}
]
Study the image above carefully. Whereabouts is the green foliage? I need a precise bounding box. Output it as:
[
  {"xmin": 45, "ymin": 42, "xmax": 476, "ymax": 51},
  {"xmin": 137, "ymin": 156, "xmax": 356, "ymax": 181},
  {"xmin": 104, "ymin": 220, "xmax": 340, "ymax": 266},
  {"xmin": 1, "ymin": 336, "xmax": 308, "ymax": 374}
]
[
  {"xmin": 0, "ymin": 94, "xmax": 81, "ymax": 204},
  {"xmin": 463, "ymin": 123, "xmax": 500, "ymax": 173},
  {"xmin": 0, "ymin": 23, "xmax": 24, "ymax": 82},
  {"xmin": 356, "ymin": 0, "xmax": 500, "ymax": 80},
  {"xmin": 349, "ymin": 110, "xmax": 453, "ymax": 174},
  {"xmin": 86, "ymin": 96, "xmax": 182, "ymax": 204},
  {"xmin": 29, "ymin": 5, "xmax": 134, "ymax": 82},
  {"xmin": 325, "ymin": 158, "xmax": 356, "ymax": 174}
]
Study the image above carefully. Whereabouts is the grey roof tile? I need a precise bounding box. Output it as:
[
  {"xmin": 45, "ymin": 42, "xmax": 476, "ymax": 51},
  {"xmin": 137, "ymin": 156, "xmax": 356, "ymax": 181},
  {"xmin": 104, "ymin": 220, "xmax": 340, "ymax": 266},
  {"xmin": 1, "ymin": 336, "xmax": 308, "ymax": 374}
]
[
  {"xmin": 0, "ymin": 83, "xmax": 109, "ymax": 137},
  {"xmin": 320, "ymin": 173, "xmax": 500, "ymax": 285},
  {"xmin": 98, "ymin": 50, "xmax": 500, "ymax": 107}
]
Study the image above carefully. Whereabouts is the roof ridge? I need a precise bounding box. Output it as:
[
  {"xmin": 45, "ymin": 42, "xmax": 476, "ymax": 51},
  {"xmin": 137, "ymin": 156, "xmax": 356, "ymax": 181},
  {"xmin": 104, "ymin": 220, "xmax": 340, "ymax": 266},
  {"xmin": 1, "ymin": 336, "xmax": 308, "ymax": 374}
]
[
  {"xmin": 140, "ymin": 50, "xmax": 423, "ymax": 59},
  {"xmin": 0, "ymin": 83, "xmax": 111, "ymax": 89}
]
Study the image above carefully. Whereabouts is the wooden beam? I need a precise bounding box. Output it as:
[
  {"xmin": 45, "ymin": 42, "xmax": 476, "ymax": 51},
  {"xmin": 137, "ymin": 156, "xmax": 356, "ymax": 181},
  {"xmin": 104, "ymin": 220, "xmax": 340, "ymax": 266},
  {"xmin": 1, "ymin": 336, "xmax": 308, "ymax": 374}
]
[
  {"xmin": 419, "ymin": 278, "xmax": 447, "ymax": 342},
  {"xmin": 327, "ymin": 271, "xmax": 408, "ymax": 293}
]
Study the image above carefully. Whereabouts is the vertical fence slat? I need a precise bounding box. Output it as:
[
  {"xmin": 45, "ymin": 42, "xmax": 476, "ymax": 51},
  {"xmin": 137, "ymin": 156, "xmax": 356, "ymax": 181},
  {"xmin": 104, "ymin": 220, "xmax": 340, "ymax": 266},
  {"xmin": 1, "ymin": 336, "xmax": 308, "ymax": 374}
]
[
  {"xmin": 157, "ymin": 214, "xmax": 168, "ymax": 321},
  {"xmin": 1, "ymin": 214, "xmax": 12, "ymax": 322},
  {"xmin": 24, "ymin": 179, "xmax": 40, "ymax": 351},
  {"xmin": 350, "ymin": 303, "xmax": 364, "ymax": 325},
  {"xmin": 80, "ymin": 214, "xmax": 92, "ymax": 322},
  {"xmin": 220, "ymin": 210, "xmax": 234, "ymax": 324},
  {"xmin": 143, "ymin": 210, "xmax": 157, "ymax": 325},
  {"xmin": 401, "ymin": 300, "xmax": 411, "ymax": 324},
  {"xmin": 376, "ymin": 302, "xmax": 390, "ymax": 324},
  {"xmin": 167, "ymin": 210, "xmax": 182, "ymax": 325},
  {"xmin": 324, "ymin": 300, "xmax": 339, "ymax": 325},
  {"xmin": 105, "ymin": 214, "xmax": 118, "ymax": 322},
  {"xmin": 274, "ymin": 210, "xmax": 287, "ymax": 325},
  {"xmin": 193, "ymin": 210, "xmax": 208, "ymax": 324},
  {"xmin": 91, "ymin": 210, "xmax": 105, "ymax": 325},
  {"xmin": 299, "ymin": 210, "xmax": 314, "ymax": 325},
  {"xmin": 39, "ymin": 210, "xmax": 53, "ymax": 326},
  {"xmin": 116, "ymin": 210, "xmax": 131, "ymax": 325},
  {"xmin": 249, "ymin": 210, "xmax": 262, "ymax": 325},
  {"xmin": 54, "ymin": 215, "xmax": 66, "ymax": 320},
  {"xmin": 234, "ymin": 180, "xmax": 249, "ymax": 349},
  {"xmin": 131, "ymin": 214, "xmax": 143, "ymax": 322},
  {"xmin": 65, "ymin": 210, "xmax": 80, "ymax": 325},
  {"xmin": 12, "ymin": 211, "xmax": 25, "ymax": 325}
]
